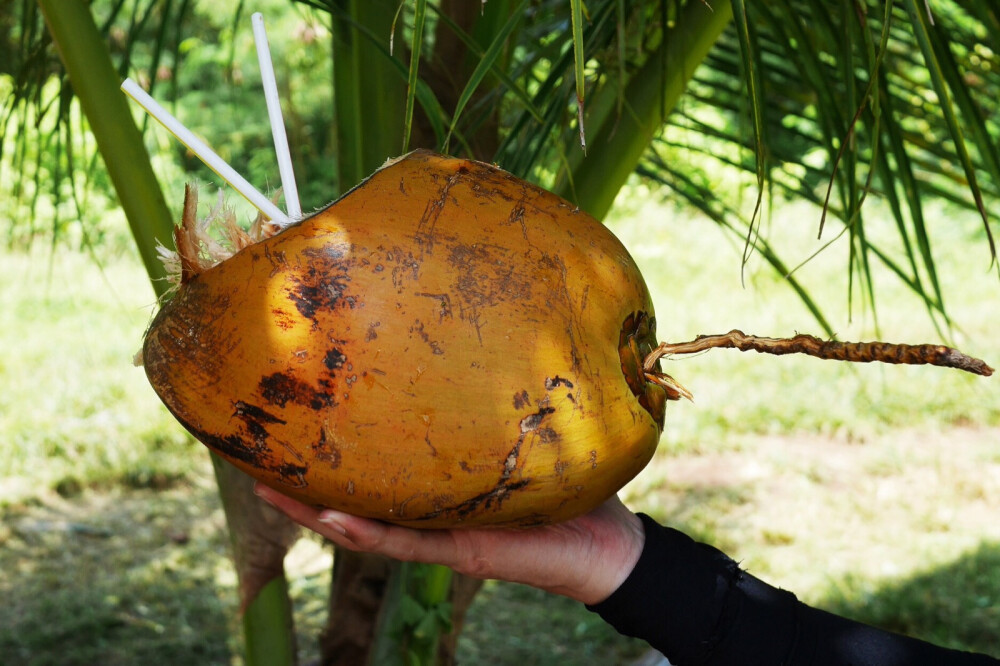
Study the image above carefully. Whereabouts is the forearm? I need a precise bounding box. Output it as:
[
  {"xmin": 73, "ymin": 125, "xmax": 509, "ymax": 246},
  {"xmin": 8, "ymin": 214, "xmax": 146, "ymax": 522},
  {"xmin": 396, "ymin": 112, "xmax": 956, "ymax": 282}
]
[{"xmin": 588, "ymin": 514, "xmax": 999, "ymax": 665}]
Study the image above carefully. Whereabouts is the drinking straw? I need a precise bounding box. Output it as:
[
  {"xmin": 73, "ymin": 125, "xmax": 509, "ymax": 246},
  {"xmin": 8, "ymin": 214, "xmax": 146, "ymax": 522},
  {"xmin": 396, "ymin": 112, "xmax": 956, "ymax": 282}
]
[
  {"xmin": 121, "ymin": 77, "xmax": 290, "ymax": 226},
  {"xmin": 252, "ymin": 12, "xmax": 302, "ymax": 223}
]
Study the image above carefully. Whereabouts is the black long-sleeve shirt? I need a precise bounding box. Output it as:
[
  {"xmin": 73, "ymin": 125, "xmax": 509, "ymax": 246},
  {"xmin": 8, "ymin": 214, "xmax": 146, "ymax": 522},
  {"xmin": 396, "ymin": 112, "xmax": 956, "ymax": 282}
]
[{"xmin": 588, "ymin": 514, "xmax": 999, "ymax": 665}]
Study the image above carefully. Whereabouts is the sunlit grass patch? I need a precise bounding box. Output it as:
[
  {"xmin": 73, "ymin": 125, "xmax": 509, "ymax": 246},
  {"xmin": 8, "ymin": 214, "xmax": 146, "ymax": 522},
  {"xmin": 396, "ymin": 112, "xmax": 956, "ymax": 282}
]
[
  {"xmin": 606, "ymin": 193, "xmax": 999, "ymax": 448},
  {"xmin": 0, "ymin": 248, "xmax": 194, "ymax": 503}
]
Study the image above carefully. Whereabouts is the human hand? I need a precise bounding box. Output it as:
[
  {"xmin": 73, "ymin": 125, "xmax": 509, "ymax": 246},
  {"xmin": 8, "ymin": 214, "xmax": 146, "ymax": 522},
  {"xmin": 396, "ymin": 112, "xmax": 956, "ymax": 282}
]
[{"xmin": 253, "ymin": 483, "xmax": 645, "ymax": 606}]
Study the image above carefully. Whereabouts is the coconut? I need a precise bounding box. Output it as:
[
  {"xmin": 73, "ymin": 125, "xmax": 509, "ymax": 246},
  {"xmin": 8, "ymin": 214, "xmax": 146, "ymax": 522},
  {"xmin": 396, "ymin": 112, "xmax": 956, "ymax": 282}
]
[{"xmin": 142, "ymin": 151, "xmax": 676, "ymax": 528}]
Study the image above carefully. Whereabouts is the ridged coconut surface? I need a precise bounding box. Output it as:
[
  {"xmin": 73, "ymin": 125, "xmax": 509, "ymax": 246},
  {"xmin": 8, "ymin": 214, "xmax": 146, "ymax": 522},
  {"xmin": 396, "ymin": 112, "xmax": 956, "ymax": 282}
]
[{"xmin": 142, "ymin": 150, "xmax": 667, "ymax": 527}]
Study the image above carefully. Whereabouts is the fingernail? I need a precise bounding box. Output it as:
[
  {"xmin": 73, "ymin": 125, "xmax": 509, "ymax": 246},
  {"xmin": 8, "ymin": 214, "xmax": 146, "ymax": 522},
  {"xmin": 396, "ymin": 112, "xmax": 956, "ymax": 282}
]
[
  {"xmin": 253, "ymin": 484, "xmax": 275, "ymax": 505},
  {"xmin": 318, "ymin": 511, "xmax": 348, "ymax": 536}
]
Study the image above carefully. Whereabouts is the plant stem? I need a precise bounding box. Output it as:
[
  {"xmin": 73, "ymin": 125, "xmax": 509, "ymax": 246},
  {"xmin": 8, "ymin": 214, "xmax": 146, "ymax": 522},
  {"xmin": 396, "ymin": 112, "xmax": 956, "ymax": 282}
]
[
  {"xmin": 645, "ymin": 330, "xmax": 994, "ymax": 376},
  {"xmin": 36, "ymin": 0, "xmax": 174, "ymax": 297},
  {"xmin": 370, "ymin": 562, "xmax": 454, "ymax": 666},
  {"xmin": 37, "ymin": 5, "xmax": 299, "ymax": 665},
  {"xmin": 244, "ymin": 577, "xmax": 297, "ymax": 665}
]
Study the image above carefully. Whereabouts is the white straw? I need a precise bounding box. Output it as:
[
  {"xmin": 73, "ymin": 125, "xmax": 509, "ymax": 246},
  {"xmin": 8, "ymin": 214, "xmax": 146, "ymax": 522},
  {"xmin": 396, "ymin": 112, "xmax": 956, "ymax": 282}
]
[
  {"xmin": 252, "ymin": 12, "xmax": 301, "ymax": 223},
  {"xmin": 120, "ymin": 77, "xmax": 290, "ymax": 226}
]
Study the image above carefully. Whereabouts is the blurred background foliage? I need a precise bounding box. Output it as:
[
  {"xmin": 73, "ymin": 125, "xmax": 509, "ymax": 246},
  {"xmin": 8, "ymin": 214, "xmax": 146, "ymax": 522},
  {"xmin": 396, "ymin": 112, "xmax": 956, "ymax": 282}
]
[
  {"xmin": 3, "ymin": 0, "xmax": 998, "ymax": 333},
  {"xmin": 1, "ymin": 0, "xmax": 336, "ymax": 253}
]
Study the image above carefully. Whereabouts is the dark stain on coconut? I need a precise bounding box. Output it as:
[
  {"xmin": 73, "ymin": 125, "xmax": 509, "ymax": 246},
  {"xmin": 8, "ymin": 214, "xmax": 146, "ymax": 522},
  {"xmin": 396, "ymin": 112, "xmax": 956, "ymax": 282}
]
[
  {"xmin": 259, "ymin": 372, "xmax": 336, "ymax": 410},
  {"xmin": 520, "ymin": 406, "xmax": 555, "ymax": 433},
  {"xmin": 544, "ymin": 375, "xmax": 574, "ymax": 390},
  {"xmin": 324, "ymin": 349, "xmax": 347, "ymax": 372},
  {"xmin": 286, "ymin": 244, "xmax": 352, "ymax": 322}
]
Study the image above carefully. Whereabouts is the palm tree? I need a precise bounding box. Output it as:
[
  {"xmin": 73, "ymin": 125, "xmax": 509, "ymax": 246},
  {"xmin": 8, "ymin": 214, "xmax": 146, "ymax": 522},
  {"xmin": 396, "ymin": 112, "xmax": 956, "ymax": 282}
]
[{"xmin": 5, "ymin": 0, "xmax": 997, "ymax": 663}]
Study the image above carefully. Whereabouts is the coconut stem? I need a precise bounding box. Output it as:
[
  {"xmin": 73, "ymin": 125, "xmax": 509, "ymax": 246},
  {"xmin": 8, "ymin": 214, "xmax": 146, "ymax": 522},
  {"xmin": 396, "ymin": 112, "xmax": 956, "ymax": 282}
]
[
  {"xmin": 175, "ymin": 185, "xmax": 201, "ymax": 283},
  {"xmin": 644, "ymin": 371, "xmax": 694, "ymax": 401},
  {"xmin": 643, "ymin": 329, "xmax": 994, "ymax": 377}
]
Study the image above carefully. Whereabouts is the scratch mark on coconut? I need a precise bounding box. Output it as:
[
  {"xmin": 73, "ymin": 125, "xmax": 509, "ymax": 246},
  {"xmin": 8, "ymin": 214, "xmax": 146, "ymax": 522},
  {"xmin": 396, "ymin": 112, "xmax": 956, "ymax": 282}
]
[
  {"xmin": 462, "ymin": 162, "xmax": 518, "ymax": 207},
  {"xmin": 388, "ymin": 246, "xmax": 420, "ymax": 292},
  {"xmin": 548, "ymin": 250, "xmax": 607, "ymax": 422},
  {"xmin": 409, "ymin": 319, "xmax": 445, "ymax": 355},
  {"xmin": 424, "ymin": 427, "xmax": 437, "ymax": 456},
  {"xmin": 312, "ymin": 423, "xmax": 342, "ymax": 469},
  {"xmin": 448, "ymin": 242, "xmax": 531, "ymax": 345},
  {"xmin": 411, "ymin": 406, "xmax": 556, "ymax": 522},
  {"xmin": 415, "ymin": 292, "xmax": 453, "ymax": 322},
  {"xmin": 275, "ymin": 463, "xmax": 308, "ymax": 488},
  {"xmin": 271, "ymin": 307, "xmax": 297, "ymax": 331},
  {"xmin": 263, "ymin": 245, "xmax": 288, "ymax": 277},
  {"xmin": 502, "ymin": 200, "xmax": 529, "ymax": 240},
  {"xmin": 467, "ymin": 304, "xmax": 486, "ymax": 345},
  {"xmin": 414, "ymin": 172, "xmax": 461, "ymax": 256}
]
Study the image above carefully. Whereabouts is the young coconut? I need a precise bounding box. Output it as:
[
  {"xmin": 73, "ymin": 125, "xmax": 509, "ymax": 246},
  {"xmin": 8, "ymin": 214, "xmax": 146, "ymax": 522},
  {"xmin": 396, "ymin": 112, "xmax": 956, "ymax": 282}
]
[
  {"xmin": 143, "ymin": 151, "xmax": 677, "ymax": 528},
  {"xmin": 142, "ymin": 151, "xmax": 993, "ymax": 529}
]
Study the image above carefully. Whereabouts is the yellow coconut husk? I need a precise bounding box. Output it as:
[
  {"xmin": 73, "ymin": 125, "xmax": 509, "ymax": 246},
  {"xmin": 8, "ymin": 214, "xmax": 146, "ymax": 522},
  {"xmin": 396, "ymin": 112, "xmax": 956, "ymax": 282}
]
[{"xmin": 141, "ymin": 151, "xmax": 670, "ymax": 528}]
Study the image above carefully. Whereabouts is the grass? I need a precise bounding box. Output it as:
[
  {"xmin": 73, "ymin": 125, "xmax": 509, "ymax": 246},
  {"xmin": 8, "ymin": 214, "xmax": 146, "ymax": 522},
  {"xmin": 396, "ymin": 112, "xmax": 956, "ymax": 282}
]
[
  {"xmin": 608, "ymin": 193, "xmax": 999, "ymax": 449},
  {"xmin": 0, "ymin": 249, "xmax": 191, "ymax": 502},
  {"xmin": 457, "ymin": 582, "xmax": 647, "ymax": 664},
  {"xmin": 0, "ymin": 194, "xmax": 998, "ymax": 663}
]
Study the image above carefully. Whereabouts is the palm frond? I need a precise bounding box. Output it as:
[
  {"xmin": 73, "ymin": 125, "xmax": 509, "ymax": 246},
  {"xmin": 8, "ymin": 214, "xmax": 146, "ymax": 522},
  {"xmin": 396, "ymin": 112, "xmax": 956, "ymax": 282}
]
[
  {"xmin": 0, "ymin": 0, "xmax": 191, "ymax": 250},
  {"xmin": 6, "ymin": 0, "xmax": 998, "ymax": 332},
  {"xmin": 637, "ymin": 0, "xmax": 1000, "ymax": 332}
]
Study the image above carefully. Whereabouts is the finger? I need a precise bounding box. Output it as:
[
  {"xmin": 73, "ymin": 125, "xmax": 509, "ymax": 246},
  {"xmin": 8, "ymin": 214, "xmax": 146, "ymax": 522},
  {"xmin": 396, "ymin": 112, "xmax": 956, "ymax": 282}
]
[
  {"xmin": 253, "ymin": 483, "xmax": 325, "ymax": 527},
  {"xmin": 252, "ymin": 484, "xmax": 376, "ymax": 550},
  {"xmin": 253, "ymin": 483, "xmax": 466, "ymax": 567},
  {"xmin": 318, "ymin": 509, "xmax": 468, "ymax": 568}
]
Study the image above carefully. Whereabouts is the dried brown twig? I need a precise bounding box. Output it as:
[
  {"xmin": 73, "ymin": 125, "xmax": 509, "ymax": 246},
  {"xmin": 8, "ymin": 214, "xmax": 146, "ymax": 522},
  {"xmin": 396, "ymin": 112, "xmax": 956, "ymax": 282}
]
[{"xmin": 643, "ymin": 330, "xmax": 994, "ymax": 377}]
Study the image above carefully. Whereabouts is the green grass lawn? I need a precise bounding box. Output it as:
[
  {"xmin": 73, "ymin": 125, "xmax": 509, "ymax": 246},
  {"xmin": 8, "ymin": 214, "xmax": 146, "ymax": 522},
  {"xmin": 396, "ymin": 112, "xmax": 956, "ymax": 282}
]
[{"xmin": 1, "ymin": 196, "xmax": 998, "ymax": 663}]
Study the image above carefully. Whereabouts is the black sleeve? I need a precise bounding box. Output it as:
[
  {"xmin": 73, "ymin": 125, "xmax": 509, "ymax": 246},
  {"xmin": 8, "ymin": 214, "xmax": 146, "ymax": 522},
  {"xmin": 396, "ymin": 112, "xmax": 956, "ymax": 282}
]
[{"xmin": 586, "ymin": 514, "xmax": 999, "ymax": 665}]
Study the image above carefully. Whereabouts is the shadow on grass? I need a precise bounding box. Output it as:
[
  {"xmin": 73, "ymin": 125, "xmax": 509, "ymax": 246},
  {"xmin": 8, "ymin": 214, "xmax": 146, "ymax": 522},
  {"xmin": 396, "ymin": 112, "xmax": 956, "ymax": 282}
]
[
  {"xmin": 820, "ymin": 541, "xmax": 1000, "ymax": 658},
  {"xmin": 643, "ymin": 484, "xmax": 1000, "ymax": 660},
  {"xmin": 0, "ymin": 483, "xmax": 237, "ymax": 666},
  {"xmin": 459, "ymin": 581, "xmax": 650, "ymax": 665},
  {"xmin": 3, "ymin": 475, "xmax": 996, "ymax": 664}
]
